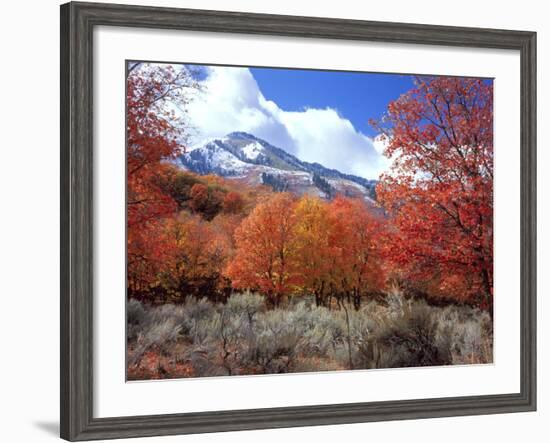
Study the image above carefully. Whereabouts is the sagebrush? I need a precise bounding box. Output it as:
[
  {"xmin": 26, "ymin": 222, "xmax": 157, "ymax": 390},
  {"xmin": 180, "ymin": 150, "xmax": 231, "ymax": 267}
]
[{"xmin": 127, "ymin": 292, "xmax": 492, "ymax": 380}]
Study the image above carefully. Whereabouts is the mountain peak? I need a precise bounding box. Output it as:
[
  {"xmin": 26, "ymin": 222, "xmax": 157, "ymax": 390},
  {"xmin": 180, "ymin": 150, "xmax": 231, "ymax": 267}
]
[
  {"xmin": 178, "ymin": 133, "xmax": 377, "ymax": 202},
  {"xmin": 226, "ymin": 131, "xmax": 257, "ymax": 141}
]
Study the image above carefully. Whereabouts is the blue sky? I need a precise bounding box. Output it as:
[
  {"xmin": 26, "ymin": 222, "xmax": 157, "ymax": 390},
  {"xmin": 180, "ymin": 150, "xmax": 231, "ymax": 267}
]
[{"xmin": 250, "ymin": 68, "xmax": 415, "ymax": 137}]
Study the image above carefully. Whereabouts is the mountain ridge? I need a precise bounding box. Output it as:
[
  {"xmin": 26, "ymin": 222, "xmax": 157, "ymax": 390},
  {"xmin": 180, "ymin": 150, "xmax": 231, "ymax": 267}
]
[{"xmin": 178, "ymin": 132, "xmax": 377, "ymax": 202}]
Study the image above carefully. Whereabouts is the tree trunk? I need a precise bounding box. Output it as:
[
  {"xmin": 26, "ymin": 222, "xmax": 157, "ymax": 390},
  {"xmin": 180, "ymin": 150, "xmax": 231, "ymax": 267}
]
[
  {"xmin": 341, "ymin": 298, "xmax": 354, "ymax": 370},
  {"xmin": 481, "ymin": 267, "xmax": 493, "ymax": 319},
  {"xmin": 353, "ymin": 288, "xmax": 361, "ymax": 311},
  {"xmin": 314, "ymin": 290, "xmax": 321, "ymax": 307}
]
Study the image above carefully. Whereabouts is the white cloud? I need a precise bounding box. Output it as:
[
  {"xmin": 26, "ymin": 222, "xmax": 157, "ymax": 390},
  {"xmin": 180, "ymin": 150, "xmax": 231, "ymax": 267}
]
[
  {"xmin": 185, "ymin": 66, "xmax": 391, "ymax": 179},
  {"xmin": 372, "ymin": 134, "xmax": 389, "ymax": 155}
]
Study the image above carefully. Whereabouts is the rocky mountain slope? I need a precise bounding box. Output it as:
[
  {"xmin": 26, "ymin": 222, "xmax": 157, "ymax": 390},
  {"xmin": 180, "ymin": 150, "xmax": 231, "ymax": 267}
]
[{"xmin": 177, "ymin": 132, "xmax": 377, "ymax": 202}]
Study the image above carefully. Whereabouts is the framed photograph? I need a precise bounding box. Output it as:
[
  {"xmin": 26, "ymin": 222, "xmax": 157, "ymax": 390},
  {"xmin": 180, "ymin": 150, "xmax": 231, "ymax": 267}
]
[{"xmin": 60, "ymin": 1, "xmax": 536, "ymax": 440}]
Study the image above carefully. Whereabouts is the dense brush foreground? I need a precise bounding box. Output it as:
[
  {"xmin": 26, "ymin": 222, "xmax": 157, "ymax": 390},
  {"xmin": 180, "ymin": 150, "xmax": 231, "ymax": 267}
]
[{"xmin": 127, "ymin": 292, "xmax": 492, "ymax": 380}]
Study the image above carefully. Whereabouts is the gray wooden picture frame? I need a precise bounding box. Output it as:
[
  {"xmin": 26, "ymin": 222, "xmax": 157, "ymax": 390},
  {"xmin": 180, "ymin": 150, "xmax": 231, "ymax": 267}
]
[{"xmin": 60, "ymin": 1, "xmax": 537, "ymax": 441}]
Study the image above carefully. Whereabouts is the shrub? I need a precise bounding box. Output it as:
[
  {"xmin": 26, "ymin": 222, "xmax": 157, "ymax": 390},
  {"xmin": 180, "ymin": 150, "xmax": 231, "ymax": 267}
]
[
  {"xmin": 128, "ymin": 316, "xmax": 181, "ymax": 367},
  {"xmin": 126, "ymin": 292, "xmax": 493, "ymax": 379},
  {"xmin": 127, "ymin": 298, "xmax": 146, "ymax": 325},
  {"xmin": 436, "ymin": 305, "xmax": 493, "ymax": 364},
  {"xmin": 127, "ymin": 298, "xmax": 146, "ymax": 341},
  {"xmin": 225, "ymin": 292, "xmax": 265, "ymax": 325},
  {"xmin": 239, "ymin": 308, "xmax": 304, "ymax": 373},
  {"xmin": 345, "ymin": 297, "xmax": 453, "ymax": 369}
]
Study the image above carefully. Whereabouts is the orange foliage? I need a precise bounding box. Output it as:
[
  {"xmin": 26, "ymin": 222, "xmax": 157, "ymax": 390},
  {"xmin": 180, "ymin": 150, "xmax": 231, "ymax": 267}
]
[
  {"xmin": 327, "ymin": 196, "xmax": 386, "ymax": 308},
  {"xmin": 226, "ymin": 193, "xmax": 386, "ymax": 309},
  {"xmin": 157, "ymin": 213, "xmax": 232, "ymax": 300},
  {"xmin": 223, "ymin": 191, "xmax": 245, "ymax": 214},
  {"xmin": 226, "ymin": 193, "xmax": 301, "ymax": 306},
  {"xmin": 292, "ymin": 196, "xmax": 334, "ymax": 305}
]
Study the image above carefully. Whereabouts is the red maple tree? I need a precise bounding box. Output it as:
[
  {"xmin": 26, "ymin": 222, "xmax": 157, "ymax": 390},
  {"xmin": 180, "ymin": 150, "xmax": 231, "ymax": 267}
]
[
  {"xmin": 373, "ymin": 76, "xmax": 493, "ymax": 310},
  {"xmin": 126, "ymin": 63, "xmax": 198, "ymax": 294}
]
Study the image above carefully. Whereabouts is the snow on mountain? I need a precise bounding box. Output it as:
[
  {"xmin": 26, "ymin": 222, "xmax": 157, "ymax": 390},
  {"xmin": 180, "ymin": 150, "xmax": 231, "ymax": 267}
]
[
  {"xmin": 178, "ymin": 132, "xmax": 377, "ymax": 202},
  {"xmin": 241, "ymin": 141, "xmax": 264, "ymax": 160},
  {"xmin": 182, "ymin": 140, "xmax": 251, "ymax": 176}
]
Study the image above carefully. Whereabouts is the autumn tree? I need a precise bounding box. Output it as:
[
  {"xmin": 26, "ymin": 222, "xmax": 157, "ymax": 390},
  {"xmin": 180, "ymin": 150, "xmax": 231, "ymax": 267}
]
[
  {"xmin": 222, "ymin": 191, "xmax": 245, "ymax": 214},
  {"xmin": 225, "ymin": 193, "xmax": 300, "ymax": 307},
  {"xmin": 188, "ymin": 183, "xmax": 209, "ymax": 212},
  {"xmin": 127, "ymin": 219, "xmax": 177, "ymax": 299},
  {"xmin": 159, "ymin": 213, "xmax": 231, "ymax": 301},
  {"xmin": 156, "ymin": 166, "xmax": 204, "ymax": 209},
  {"xmin": 327, "ymin": 196, "xmax": 386, "ymax": 310},
  {"xmin": 127, "ymin": 63, "xmax": 198, "ymax": 297},
  {"xmin": 188, "ymin": 183, "xmax": 224, "ymax": 220},
  {"xmin": 373, "ymin": 76, "xmax": 493, "ymax": 311},
  {"xmin": 127, "ymin": 63, "xmax": 197, "ymax": 226},
  {"xmin": 292, "ymin": 196, "xmax": 334, "ymax": 306}
]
